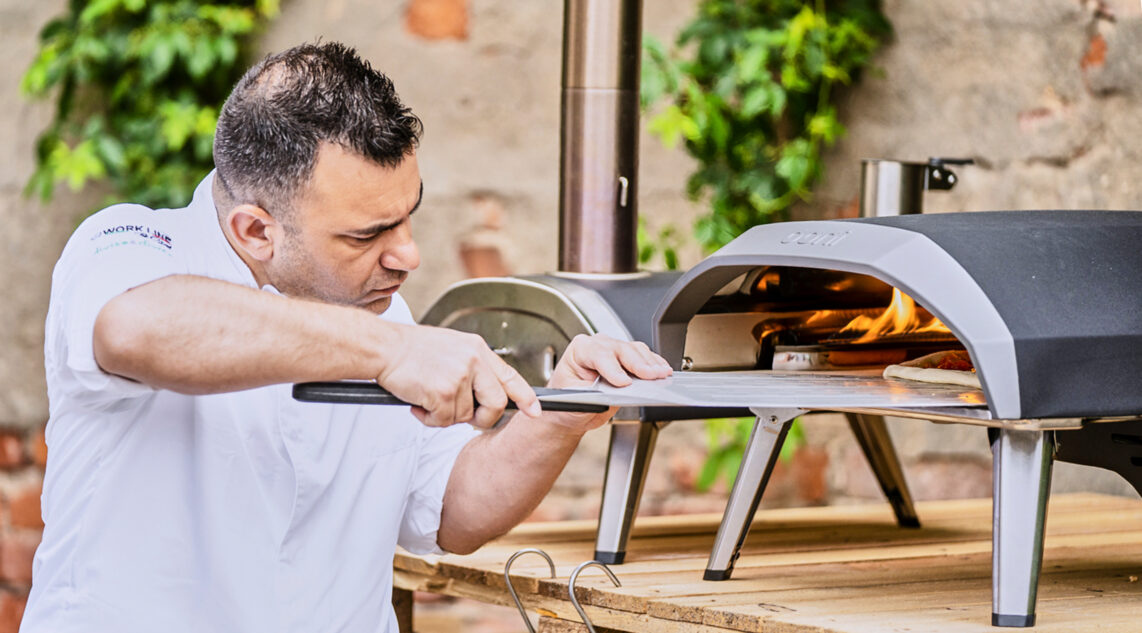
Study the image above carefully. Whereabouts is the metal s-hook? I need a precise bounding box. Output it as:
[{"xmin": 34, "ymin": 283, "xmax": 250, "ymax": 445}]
[
  {"xmin": 504, "ymin": 548, "xmax": 557, "ymax": 633},
  {"xmin": 568, "ymin": 560, "xmax": 622, "ymax": 633}
]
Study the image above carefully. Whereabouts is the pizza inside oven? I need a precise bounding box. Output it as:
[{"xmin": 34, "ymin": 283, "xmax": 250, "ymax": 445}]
[{"xmin": 883, "ymin": 349, "xmax": 980, "ymax": 388}]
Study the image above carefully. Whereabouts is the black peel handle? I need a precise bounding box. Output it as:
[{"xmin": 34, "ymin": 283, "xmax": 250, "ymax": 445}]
[{"xmin": 291, "ymin": 381, "xmax": 609, "ymax": 413}]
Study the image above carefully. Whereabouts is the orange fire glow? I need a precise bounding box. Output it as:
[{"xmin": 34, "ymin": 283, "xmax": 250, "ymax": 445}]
[{"xmin": 837, "ymin": 288, "xmax": 951, "ymax": 343}]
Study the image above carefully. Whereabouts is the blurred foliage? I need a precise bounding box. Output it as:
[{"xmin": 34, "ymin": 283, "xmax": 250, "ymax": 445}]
[
  {"xmin": 641, "ymin": 0, "xmax": 890, "ymax": 254},
  {"xmin": 641, "ymin": 0, "xmax": 890, "ymax": 493},
  {"xmin": 695, "ymin": 416, "xmax": 805, "ymax": 492},
  {"xmin": 637, "ymin": 217, "xmax": 684, "ymax": 271},
  {"xmin": 21, "ymin": 0, "xmax": 279, "ymax": 211}
]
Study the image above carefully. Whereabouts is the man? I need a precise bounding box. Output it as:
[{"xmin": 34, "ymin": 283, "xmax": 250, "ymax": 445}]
[{"xmin": 25, "ymin": 42, "xmax": 671, "ymax": 632}]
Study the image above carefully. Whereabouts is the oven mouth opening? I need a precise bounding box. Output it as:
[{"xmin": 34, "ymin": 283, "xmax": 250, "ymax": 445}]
[{"xmin": 684, "ymin": 266, "xmax": 974, "ymax": 375}]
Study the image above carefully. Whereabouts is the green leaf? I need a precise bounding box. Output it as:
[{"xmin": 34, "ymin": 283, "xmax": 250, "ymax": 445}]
[
  {"xmin": 158, "ymin": 101, "xmax": 198, "ymax": 151},
  {"xmin": 738, "ymin": 43, "xmax": 768, "ymax": 81},
  {"xmin": 741, "ymin": 84, "xmax": 772, "ymax": 118},
  {"xmin": 144, "ymin": 34, "xmax": 176, "ymax": 82},
  {"xmin": 48, "ymin": 138, "xmax": 108, "ymax": 191},
  {"xmin": 695, "ymin": 447, "xmax": 726, "ymax": 492},
  {"xmin": 79, "ymin": 0, "xmax": 123, "ymax": 25},
  {"xmin": 721, "ymin": 449, "xmax": 743, "ymax": 488},
  {"xmin": 95, "ymin": 135, "xmax": 127, "ymax": 171},
  {"xmin": 808, "ymin": 108, "xmax": 845, "ymax": 145},
  {"xmin": 775, "ymin": 139, "xmax": 814, "ymax": 190},
  {"xmin": 256, "ymin": 0, "xmax": 281, "ymax": 18},
  {"xmin": 648, "ymin": 105, "xmax": 699, "ymax": 149},
  {"xmin": 187, "ymin": 39, "xmax": 216, "ymax": 79}
]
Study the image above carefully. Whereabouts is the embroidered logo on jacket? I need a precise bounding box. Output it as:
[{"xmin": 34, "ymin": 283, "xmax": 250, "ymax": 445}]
[{"xmin": 90, "ymin": 224, "xmax": 174, "ymax": 256}]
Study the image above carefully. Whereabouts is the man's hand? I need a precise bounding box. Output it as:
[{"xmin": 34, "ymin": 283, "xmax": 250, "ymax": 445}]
[
  {"xmin": 375, "ymin": 324, "xmax": 541, "ymax": 429},
  {"xmin": 541, "ymin": 334, "xmax": 673, "ymax": 435},
  {"xmin": 437, "ymin": 334, "xmax": 672, "ymax": 553}
]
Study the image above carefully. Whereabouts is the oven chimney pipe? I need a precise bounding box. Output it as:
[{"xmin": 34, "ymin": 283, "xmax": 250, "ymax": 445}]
[
  {"xmin": 859, "ymin": 157, "xmax": 973, "ymax": 217},
  {"xmin": 559, "ymin": 0, "xmax": 643, "ymax": 273}
]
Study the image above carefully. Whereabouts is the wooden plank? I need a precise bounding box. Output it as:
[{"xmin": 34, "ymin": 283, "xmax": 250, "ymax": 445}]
[
  {"xmin": 492, "ymin": 493, "xmax": 1135, "ymax": 545},
  {"xmin": 668, "ymin": 566, "xmax": 1142, "ymax": 631},
  {"xmin": 394, "ymin": 569, "xmax": 741, "ymax": 633},
  {"xmin": 519, "ymin": 528, "xmax": 1142, "ymax": 612},
  {"xmin": 405, "ymin": 496, "xmax": 1142, "ymax": 592},
  {"xmin": 536, "ymin": 616, "xmax": 594, "ymax": 633},
  {"xmin": 394, "ymin": 494, "xmax": 1142, "ymax": 632},
  {"xmin": 585, "ymin": 541, "xmax": 1142, "ymax": 616}
]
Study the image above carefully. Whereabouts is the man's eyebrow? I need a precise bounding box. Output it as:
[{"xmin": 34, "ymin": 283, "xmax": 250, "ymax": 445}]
[{"xmin": 348, "ymin": 181, "xmax": 424, "ymax": 236}]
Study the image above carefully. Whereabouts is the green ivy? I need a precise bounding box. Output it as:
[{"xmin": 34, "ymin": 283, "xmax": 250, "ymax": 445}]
[
  {"xmin": 21, "ymin": 0, "xmax": 279, "ymax": 211},
  {"xmin": 642, "ymin": 0, "xmax": 890, "ymax": 253},
  {"xmin": 641, "ymin": 0, "xmax": 890, "ymax": 493}
]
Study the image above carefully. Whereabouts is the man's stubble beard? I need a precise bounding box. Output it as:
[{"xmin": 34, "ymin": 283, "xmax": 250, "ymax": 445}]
[{"xmin": 270, "ymin": 234, "xmax": 397, "ymax": 315}]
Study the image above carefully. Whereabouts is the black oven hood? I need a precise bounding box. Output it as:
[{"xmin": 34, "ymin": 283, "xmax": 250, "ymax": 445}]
[{"xmin": 654, "ymin": 210, "xmax": 1142, "ymax": 420}]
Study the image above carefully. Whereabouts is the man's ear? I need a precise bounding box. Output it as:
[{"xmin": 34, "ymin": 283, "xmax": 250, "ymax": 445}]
[{"xmin": 226, "ymin": 204, "xmax": 281, "ymax": 262}]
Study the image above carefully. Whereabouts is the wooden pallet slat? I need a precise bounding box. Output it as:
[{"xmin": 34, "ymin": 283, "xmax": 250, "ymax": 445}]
[{"xmin": 394, "ymin": 493, "xmax": 1142, "ymax": 632}]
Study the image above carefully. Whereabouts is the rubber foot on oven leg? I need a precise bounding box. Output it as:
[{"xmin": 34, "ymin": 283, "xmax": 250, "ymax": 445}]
[
  {"xmin": 992, "ymin": 613, "xmax": 1035, "ymax": 627},
  {"xmin": 593, "ymin": 551, "xmax": 625, "ymax": 565},
  {"xmin": 703, "ymin": 568, "xmax": 733, "ymax": 581}
]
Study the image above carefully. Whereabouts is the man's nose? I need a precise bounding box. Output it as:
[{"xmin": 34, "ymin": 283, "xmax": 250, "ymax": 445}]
[{"xmin": 381, "ymin": 228, "xmax": 420, "ymax": 272}]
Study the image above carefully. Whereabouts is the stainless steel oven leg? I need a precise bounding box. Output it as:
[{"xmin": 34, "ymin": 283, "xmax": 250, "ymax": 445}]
[
  {"xmin": 594, "ymin": 421, "xmax": 659, "ymax": 564},
  {"xmin": 846, "ymin": 413, "xmax": 921, "ymax": 528},
  {"xmin": 990, "ymin": 428, "xmax": 1055, "ymax": 628},
  {"xmin": 704, "ymin": 408, "xmax": 803, "ymax": 581}
]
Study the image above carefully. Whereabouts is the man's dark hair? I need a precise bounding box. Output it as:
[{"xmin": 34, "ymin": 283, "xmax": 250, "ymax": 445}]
[{"xmin": 212, "ymin": 42, "xmax": 423, "ymax": 218}]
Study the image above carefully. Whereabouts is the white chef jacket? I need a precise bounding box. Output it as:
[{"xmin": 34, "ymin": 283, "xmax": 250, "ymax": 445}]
[{"xmin": 25, "ymin": 173, "xmax": 479, "ymax": 633}]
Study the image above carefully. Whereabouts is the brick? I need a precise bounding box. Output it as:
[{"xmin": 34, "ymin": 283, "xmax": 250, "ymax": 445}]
[
  {"xmin": 0, "ymin": 591, "xmax": 26, "ymax": 633},
  {"xmin": 1081, "ymin": 32, "xmax": 1107, "ymax": 70},
  {"xmin": 791, "ymin": 445, "xmax": 829, "ymax": 505},
  {"xmin": 458, "ymin": 242, "xmax": 510, "ymax": 278},
  {"xmin": 29, "ymin": 428, "xmax": 46, "ymax": 470},
  {"xmin": 666, "ymin": 446, "xmax": 705, "ymax": 491},
  {"xmin": 7, "ymin": 480, "xmax": 42, "ymax": 530},
  {"xmin": 0, "ymin": 532, "xmax": 39, "ymax": 586},
  {"xmin": 0, "ymin": 434, "xmax": 24, "ymax": 471},
  {"xmin": 405, "ymin": 0, "xmax": 468, "ymax": 41},
  {"xmin": 907, "ymin": 455, "xmax": 992, "ymax": 501}
]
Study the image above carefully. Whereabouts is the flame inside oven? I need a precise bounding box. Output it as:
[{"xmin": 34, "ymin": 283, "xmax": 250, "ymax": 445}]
[{"xmin": 830, "ymin": 288, "xmax": 951, "ymax": 343}]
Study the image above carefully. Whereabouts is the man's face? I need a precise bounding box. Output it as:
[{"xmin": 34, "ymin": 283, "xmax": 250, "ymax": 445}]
[{"xmin": 267, "ymin": 143, "xmax": 422, "ymax": 314}]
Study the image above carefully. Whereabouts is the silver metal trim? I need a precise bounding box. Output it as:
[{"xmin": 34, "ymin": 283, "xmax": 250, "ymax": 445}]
[
  {"xmin": 528, "ymin": 276, "xmax": 633, "ymax": 341},
  {"xmin": 991, "ymin": 429, "xmax": 1055, "ymax": 625},
  {"xmin": 705, "ymin": 408, "xmax": 803, "ymax": 579},
  {"xmin": 420, "ymin": 277, "xmax": 595, "ymax": 337},
  {"xmin": 594, "ymin": 422, "xmax": 659, "ymax": 561},
  {"xmin": 829, "ymin": 407, "xmax": 1084, "ymax": 431}
]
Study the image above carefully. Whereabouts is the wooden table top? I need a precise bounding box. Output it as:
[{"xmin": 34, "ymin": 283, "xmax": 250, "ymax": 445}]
[{"xmin": 394, "ymin": 493, "xmax": 1142, "ymax": 632}]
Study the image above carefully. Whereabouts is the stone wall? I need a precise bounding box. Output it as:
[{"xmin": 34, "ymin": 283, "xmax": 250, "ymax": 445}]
[{"xmin": 1, "ymin": 0, "xmax": 1141, "ymax": 628}]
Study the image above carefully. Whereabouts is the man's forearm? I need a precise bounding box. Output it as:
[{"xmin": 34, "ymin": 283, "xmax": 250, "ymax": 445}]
[
  {"xmin": 437, "ymin": 413, "xmax": 588, "ymax": 554},
  {"xmin": 93, "ymin": 275, "xmax": 397, "ymax": 394}
]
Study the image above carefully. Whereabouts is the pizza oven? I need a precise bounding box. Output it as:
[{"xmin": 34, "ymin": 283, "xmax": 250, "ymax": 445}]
[
  {"xmin": 649, "ymin": 209, "xmax": 1142, "ymax": 627},
  {"xmin": 656, "ymin": 210, "xmax": 1142, "ymax": 420}
]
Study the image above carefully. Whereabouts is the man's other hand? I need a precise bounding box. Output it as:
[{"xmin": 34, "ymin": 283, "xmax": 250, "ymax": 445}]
[
  {"xmin": 374, "ymin": 324, "xmax": 540, "ymax": 428},
  {"xmin": 542, "ymin": 334, "xmax": 673, "ymax": 434}
]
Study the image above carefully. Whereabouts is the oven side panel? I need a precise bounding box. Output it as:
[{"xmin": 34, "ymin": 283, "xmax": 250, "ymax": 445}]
[{"xmin": 861, "ymin": 211, "xmax": 1142, "ymax": 418}]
